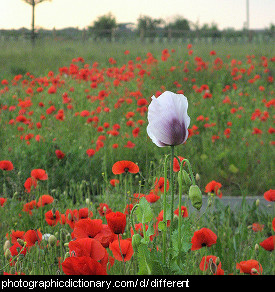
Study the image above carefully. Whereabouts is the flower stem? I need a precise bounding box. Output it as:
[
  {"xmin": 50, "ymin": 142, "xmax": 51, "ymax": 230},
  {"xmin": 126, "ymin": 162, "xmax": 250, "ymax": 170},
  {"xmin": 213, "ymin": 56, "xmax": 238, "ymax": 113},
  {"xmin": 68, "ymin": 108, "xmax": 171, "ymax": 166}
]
[
  {"xmin": 162, "ymin": 154, "xmax": 169, "ymax": 264},
  {"xmin": 169, "ymin": 145, "xmax": 175, "ymax": 238}
]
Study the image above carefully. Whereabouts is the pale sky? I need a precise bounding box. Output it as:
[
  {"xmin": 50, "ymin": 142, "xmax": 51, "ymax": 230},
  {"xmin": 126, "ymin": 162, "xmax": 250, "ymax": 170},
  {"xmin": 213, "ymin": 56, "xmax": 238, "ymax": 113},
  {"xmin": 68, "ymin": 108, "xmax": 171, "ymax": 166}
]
[{"xmin": 1, "ymin": 0, "xmax": 274, "ymax": 30}]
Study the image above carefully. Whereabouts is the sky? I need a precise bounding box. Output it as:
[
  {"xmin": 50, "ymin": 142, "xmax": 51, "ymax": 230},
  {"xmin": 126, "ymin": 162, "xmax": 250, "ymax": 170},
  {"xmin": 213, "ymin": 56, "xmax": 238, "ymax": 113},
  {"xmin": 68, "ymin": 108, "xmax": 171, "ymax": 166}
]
[{"xmin": 0, "ymin": 0, "xmax": 274, "ymax": 30}]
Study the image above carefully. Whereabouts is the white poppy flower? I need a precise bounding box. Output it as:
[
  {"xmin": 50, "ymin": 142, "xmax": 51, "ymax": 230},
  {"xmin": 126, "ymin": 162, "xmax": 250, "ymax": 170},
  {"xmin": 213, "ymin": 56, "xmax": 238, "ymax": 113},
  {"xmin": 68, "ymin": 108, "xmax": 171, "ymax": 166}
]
[{"xmin": 147, "ymin": 91, "xmax": 190, "ymax": 147}]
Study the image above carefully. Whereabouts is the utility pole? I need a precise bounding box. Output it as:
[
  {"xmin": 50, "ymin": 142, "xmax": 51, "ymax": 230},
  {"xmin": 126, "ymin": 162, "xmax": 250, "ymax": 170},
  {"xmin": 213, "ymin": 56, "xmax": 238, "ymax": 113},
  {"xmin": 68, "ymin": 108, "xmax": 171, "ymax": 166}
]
[
  {"xmin": 246, "ymin": 0, "xmax": 249, "ymax": 30},
  {"xmin": 246, "ymin": 0, "xmax": 252, "ymax": 42}
]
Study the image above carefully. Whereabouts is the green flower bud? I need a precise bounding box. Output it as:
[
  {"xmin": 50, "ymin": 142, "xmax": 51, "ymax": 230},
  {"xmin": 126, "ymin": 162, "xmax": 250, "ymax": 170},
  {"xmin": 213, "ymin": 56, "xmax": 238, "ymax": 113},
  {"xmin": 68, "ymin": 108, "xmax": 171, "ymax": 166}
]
[
  {"xmin": 4, "ymin": 248, "xmax": 11, "ymax": 260},
  {"xmin": 48, "ymin": 235, "xmax": 57, "ymax": 247},
  {"xmin": 179, "ymin": 170, "xmax": 192, "ymax": 193},
  {"xmin": 188, "ymin": 185, "xmax": 202, "ymax": 210},
  {"xmin": 132, "ymin": 233, "xmax": 142, "ymax": 252}
]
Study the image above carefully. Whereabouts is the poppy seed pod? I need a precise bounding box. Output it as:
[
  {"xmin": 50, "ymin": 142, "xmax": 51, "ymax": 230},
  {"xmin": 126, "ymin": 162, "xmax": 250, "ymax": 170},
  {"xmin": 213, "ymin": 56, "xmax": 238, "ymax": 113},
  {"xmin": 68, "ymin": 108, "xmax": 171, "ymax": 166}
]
[
  {"xmin": 189, "ymin": 185, "xmax": 202, "ymax": 210},
  {"xmin": 147, "ymin": 91, "xmax": 190, "ymax": 147}
]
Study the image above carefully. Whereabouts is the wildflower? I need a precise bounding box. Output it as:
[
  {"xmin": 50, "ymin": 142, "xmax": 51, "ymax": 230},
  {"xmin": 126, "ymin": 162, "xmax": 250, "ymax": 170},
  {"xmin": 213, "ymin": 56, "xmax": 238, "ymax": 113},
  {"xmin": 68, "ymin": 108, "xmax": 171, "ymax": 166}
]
[
  {"xmin": 191, "ymin": 228, "xmax": 217, "ymax": 250},
  {"xmin": 252, "ymin": 223, "xmax": 264, "ymax": 232},
  {"xmin": 173, "ymin": 156, "xmax": 185, "ymax": 172},
  {"xmin": 106, "ymin": 212, "xmax": 127, "ymax": 235},
  {"xmin": 199, "ymin": 255, "xmax": 224, "ymax": 275},
  {"xmin": 109, "ymin": 239, "xmax": 133, "ymax": 262},
  {"xmin": 205, "ymin": 180, "xmax": 223, "ymax": 198},
  {"xmin": 62, "ymin": 256, "xmax": 107, "ymax": 275},
  {"xmin": 45, "ymin": 210, "xmax": 60, "ymax": 226},
  {"xmin": 112, "ymin": 160, "xmax": 139, "ymax": 175},
  {"xmin": 259, "ymin": 236, "xmax": 275, "ymax": 251},
  {"xmin": 68, "ymin": 238, "xmax": 106, "ymax": 260},
  {"xmin": 147, "ymin": 91, "xmax": 190, "ymax": 147},
  {"xmin": 174, "ymin": 205, "xmax": 188, "ymax": 218},
  {"xmin": 24, "ymin": 177, "xmax": 37, "ymax": 193},
  {"xmin": 145, "ymin": 192, "xmax": 160, "ymax": 203},
  {"xmin": 236, "ymin": 259, "xmax": 263, "ymax": 275},
  {"xmin": 154, "ymin": 177, "xmax": 169, "ymax": 194},
  {"xmin": 263, "ymin": 189, "xmax": 275, "ymax": 201},
  {"xmin": 24, "ymin": 229, "xmax": 42, "ymax": 249},
  {"xmin": 0, "ymin": 160, "xmax": 13, "ymax": 171},
  {"xmin": 110, "ymin": 179, "xmax": 119, "ymax": 187},
  {"xmin": 55, "ymin": 150, "xmax": 65, "ymax": 159},
  {"xmin": 97, "ymin": 203, "xmax": 112, "ymax": 217},
  {"xmin": 71, "ymin": 218, "xmax": 103, "ymax": 239},
  {"xmin": 37, "ymin": 194, "xmax": 54, "ymax": 207},
  {"xmin": 0, "ymin": 197, "xmax": 7, "ymax": 206},
  {"xmin": 31, "ymin": 169, "xmax": 48, "ymax": 181}
]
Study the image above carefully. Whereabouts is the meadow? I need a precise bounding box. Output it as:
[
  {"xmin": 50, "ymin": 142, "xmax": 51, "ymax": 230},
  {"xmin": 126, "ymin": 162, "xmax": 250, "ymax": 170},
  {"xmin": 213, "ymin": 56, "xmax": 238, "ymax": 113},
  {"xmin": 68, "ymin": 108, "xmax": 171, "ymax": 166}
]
[{"xmin": 0, "ymin": 39, "xmax": 274, "ymax": 275}]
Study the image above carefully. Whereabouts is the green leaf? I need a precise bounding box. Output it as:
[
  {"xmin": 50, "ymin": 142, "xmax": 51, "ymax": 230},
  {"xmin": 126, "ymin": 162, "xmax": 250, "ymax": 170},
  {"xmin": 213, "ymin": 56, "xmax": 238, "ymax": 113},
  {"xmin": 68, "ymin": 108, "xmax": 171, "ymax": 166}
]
[
  {"xmin": 137, "ymin": 243, "xmax": 152, "ymax": 275},
  {"xmin": 136, "ymin": 196, "xmax": 154, "ymax": 224}
]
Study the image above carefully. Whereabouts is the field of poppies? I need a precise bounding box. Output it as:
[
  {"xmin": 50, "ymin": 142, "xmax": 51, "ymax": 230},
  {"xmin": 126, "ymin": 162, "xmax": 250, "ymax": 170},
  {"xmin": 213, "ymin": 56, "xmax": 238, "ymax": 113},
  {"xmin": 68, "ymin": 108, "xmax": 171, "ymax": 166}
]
[{"xmin": 0, "ymin": 40, "xmax": 274, "ymax": 276}]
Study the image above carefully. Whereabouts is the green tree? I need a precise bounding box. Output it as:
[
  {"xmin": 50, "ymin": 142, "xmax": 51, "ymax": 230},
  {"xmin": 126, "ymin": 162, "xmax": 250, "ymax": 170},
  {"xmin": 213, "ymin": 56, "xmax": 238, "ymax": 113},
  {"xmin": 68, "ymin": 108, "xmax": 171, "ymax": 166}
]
[
  {"xmin": 22, "ymin": 0, "xmax": 52, "ymax": 46},
  {"xmin": 90, "ymin": 12, "xmax": 117, "ymax": 40},
  {"xmin": 137, "ymin": 15, "xmax": 164, "ymax": 41}
]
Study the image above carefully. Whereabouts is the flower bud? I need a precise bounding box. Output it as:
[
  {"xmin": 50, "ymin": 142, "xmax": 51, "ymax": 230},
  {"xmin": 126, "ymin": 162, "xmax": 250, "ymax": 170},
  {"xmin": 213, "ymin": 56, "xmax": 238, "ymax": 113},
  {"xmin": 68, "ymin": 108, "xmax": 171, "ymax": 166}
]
[
  {"xmin": 195, "ymin": 173, "xmax": 200, "ymax": 182},
  {"xmin": 255, "ymin": 199, "xmax": 260, "ymax": 207},
  {"xmin": 3, "ymin": 240, "xmax": 11, "ymax": 252},
  {"xmin": 188, "ymin": 185, "xmax": 202, "ymax": 210},
  {"xmin": 4, "ymin": 248, "xmax": 11, "ymax": 260},
  {"xmin": 48, "ymin": 235, "xmax": 57, "ymax": 247},
  {"xmin": 17, "ymin": 238, "xmax": 25, "ymax": 247}
]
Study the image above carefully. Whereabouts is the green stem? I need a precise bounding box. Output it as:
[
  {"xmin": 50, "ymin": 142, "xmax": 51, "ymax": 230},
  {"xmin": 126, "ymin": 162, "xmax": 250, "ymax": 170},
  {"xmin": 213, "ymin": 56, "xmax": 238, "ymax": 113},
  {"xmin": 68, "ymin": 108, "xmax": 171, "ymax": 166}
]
[
  {"xmin": 182, "ymin": 159, "xmax": 196, "ymax": 185},
  {"xmin": 169, "ymin": 145, "xmax": 175, "ymax": 239},
  {"xmin": 177, "ymin": 158, "xmax": 185, "ymax": 265},
  {"xmin": 117, "ymin": 235, "xmax": 126, "ymax": 274},
  {"xmin": 162, "ymin": 154, "xmax": 169, "ymax": 264}
]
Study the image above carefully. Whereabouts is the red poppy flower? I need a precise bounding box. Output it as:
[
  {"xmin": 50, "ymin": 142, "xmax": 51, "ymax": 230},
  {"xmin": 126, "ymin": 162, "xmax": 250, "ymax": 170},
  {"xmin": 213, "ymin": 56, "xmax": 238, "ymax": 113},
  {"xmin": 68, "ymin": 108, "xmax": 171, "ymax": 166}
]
[
  {"xmin": 69, "ymin": 238, "xmax": 106, "ymax": 260},
  {"xmin": 6, "ymin": 230, "xmax": 25, "ymax": 245},
  {"xmin": 65, "ymin": 209, "xmax": 79, "ymax": 229},
  {"xmin": 71, "ymin": 218, "xmax": 103, "ymax": 239},
  {"xmin": 31, "ymin": 169, "xmax": 48, "ymax": 181},
  {"xmin": 62, "ymin": 256, "xmax": 107, "ymax": 275},
  {"xmin": 236, "ymin": 259, "xmax": 263, "ymax": 275},
  {"xmin": 0, "ymin": 160, "xmax": 13, "ymax": 171},
  {"xmin": 259, "ymin": 236, "xmax": 275, "ymax": 251},
  {"xmin": 78, "ymin": 208, "xmax": 93, "ymax": 220},
  {"xmin": 191, "ymin": 228, "xmax": 217, "ymax": 250},
  {"xmin": 263, "ymin": 189, "xmax": 275, "ymax": 201},
  {"xmin": 112, "ymin": 160, "xmax": 139, "ymax": 175},
  {"xmin": 22, "ymin": 200, "xmax": 37, "ymax": 215},
  {"xmin": 93, "ymin": 224, "xmax": 116, "ymax": 248},
  {"xmin": 145, "ymin": 192, "xmax": 160, "ymax": 203},
  {"xmin": 24, "ymin": 177, "xmax": 37, "ymax": 193},
  {"xmin": 0, "ymin": 197, "xmax": 7, "ymax": 206},
  {"xmin": 86, "ymin": 148, "xmax": 96, "ymax": 157},
  {"xmin": 9, "ymin": 242, "xmax": 27, "ymax": 264},
  {"xmin": 173, "ymin": 156, "xmax": 185, "ymax": 172},
  {"xmin": 109, "ymin": 239, "xmax": 134, "ymax": 262},
  {"xmin": 205, "ymin": 180, "xmax": 223, "ymax": 198},
  {"xmin": 174, "ymin": 205, "xmax": 188, "ymax": 218},
  {"xmin": 199, "ymin": 255, "xmax": 224, "ymax": 275},
  {"xmin": 154, "ymin": 177, "xmax": 169, "ymax": 193},
  {"xmin": 37, "ymin": 194, "xmax": 54, "ymax": 207},
  {"xmin": 110, "ymin": 179, "xmax": 119, "ymax": 187},
  {"xmin": 252, "ymin": 223, "xmax": 264, "ymax": 232},
  {"xmin": 97, "ymin": 203, "xmax": 112, "ymax": 217},
  {"xmin": 55, "ymin": 149, "xmax": 65, "ymax": 159},
  {"xmin": 106, "ymin": 211, "xmax": 127, "ymax": 234},
  {"xmin": 24, "ymin": 229, "xmax": 42, "ymax": 249},
  {"xmin": 45, "ymin": 210, "xmax": 60, "ymax": 226}
]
